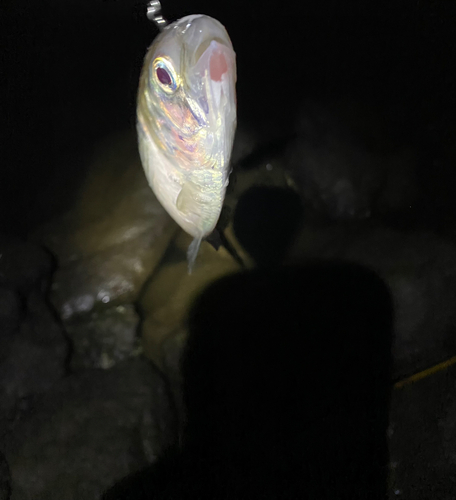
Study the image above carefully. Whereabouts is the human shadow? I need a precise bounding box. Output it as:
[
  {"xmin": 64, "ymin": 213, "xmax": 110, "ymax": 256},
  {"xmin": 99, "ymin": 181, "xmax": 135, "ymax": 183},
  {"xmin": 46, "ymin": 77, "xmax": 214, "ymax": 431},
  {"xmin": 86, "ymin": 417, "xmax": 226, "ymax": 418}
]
[
  {"xmin": 103, "ymin": 261, "xmax": 393, "ymax": 499},
  {"xmin": 232, "ymin": 185, "xmax": 304, "ymax": 267}
]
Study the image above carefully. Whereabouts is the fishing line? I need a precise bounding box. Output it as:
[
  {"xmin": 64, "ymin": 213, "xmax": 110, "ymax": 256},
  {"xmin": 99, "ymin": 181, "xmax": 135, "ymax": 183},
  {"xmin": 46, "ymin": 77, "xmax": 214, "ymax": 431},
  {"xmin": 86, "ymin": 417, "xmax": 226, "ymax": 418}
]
[{"xmin": 393, "ymin": 355, "xmax": 456, "ymax": 389}]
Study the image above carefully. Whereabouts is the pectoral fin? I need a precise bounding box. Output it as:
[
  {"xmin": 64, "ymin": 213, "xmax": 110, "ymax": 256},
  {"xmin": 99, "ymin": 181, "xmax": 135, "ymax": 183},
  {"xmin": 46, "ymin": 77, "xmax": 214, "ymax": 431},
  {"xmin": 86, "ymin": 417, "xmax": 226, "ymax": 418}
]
[
  {"xmin": 176, "ymin": 183, "xmax": 198, "ymax": 215},
  {"xmin": 187, "ymin": 237, "xmax": 202, "ymax": 274}
]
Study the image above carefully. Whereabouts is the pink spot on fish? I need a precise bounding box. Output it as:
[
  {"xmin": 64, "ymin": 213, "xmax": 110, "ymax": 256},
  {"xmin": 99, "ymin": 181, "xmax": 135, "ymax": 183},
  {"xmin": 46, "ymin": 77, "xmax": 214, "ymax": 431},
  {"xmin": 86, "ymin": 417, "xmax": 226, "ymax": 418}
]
[{"xmin": 210, "ymin": 49, "xmax": 228, "ymax": 81}]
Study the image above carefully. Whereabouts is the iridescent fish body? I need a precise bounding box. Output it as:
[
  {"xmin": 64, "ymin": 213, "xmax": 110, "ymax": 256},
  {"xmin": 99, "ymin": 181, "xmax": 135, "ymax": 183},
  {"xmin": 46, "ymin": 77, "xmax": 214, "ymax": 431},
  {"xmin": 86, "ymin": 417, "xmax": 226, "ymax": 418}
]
[{"xmin": 137, "ymin": 15, "xmax": 237, "ymax": 272}]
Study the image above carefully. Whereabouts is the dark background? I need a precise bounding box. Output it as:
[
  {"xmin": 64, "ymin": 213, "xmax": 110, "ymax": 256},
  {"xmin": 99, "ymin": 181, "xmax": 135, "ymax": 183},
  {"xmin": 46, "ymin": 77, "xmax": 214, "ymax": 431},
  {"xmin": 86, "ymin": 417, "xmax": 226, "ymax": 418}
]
[{"xmin": 2, "ymin": 0, "xmax": 455, "ymax": 236}]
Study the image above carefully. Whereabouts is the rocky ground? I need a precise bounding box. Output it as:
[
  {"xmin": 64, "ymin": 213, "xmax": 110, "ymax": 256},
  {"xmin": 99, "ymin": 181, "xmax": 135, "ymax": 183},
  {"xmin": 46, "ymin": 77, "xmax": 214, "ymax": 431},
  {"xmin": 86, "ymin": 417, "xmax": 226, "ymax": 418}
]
[{"xmin": 1, "ymin": 98, "xmax": 456, "ymax": 498}]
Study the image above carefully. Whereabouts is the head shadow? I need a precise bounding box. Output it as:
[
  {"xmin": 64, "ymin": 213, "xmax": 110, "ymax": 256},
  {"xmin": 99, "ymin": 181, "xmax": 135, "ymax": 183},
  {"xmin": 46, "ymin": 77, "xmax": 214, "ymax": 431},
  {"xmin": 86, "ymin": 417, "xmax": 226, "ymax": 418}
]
[{"xmin": 181, "ymin": 260, "xmax": 394, "ymax": 499}]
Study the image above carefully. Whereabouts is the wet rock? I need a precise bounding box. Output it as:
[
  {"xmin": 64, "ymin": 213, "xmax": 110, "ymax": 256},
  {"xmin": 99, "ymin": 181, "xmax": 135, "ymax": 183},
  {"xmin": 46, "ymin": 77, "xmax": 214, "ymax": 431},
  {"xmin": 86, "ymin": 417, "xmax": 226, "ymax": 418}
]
[
  {"xmin": 140, "ymin": 231, "xmax": 240, "ymax": 371},
  {"xmin": 389, "ymin": 364, "xmax": 456, "ymax": 499},
  {"xmin": 2, "ymin": 358, "xmax": 176, "ymax": 500},
  {"xmin": 31, "ymin": 132, "xmax": 178, "ymax": 320},
  {"xmin": 285, "ymin": 99, "xmax": 418, "ymax": 220},
  {"xmin": 65, "ymin": 304, "xmax": 141, "ymax": 371},
  {"xmin": 288, "ymin": 225, "xmax": 456, "ymax": 379},
  {"xmin": 32, "ymin": 133, "xmax": 174, "ymax": 265},
  {"xmin": 0, "ymin": 291, "xmax": 68, "ymax": 425},
  {"xmin": 0, "ymin": 235, "xmax": 68, "ymax": 427},
  {"xmin": 51, "ymin": 224, "xmax": 177, "ymax": 321}
]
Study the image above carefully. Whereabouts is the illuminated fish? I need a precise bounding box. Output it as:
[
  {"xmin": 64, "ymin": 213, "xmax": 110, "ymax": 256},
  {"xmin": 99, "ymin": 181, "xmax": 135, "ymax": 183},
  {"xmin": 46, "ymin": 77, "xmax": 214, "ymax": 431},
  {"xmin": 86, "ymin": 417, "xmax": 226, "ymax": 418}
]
[{"xmin": 137, "ymin": 14, "xmax": 237, "ymax": 272}]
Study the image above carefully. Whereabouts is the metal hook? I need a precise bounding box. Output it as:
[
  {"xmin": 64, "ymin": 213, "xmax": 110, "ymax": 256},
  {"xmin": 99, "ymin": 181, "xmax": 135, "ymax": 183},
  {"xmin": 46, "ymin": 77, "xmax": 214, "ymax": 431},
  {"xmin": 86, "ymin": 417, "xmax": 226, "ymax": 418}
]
[{"xmin": 146, "ymin": 1, "xmax": 168, "ymax": 31}]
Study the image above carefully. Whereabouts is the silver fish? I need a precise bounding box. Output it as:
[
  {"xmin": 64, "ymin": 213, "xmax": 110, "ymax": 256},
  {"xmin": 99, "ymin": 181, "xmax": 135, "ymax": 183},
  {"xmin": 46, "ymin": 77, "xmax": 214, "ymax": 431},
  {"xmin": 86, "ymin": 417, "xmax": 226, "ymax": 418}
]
[{"xmin": 137, "ymin": 14, "xmax": 237, "ymax": 272}]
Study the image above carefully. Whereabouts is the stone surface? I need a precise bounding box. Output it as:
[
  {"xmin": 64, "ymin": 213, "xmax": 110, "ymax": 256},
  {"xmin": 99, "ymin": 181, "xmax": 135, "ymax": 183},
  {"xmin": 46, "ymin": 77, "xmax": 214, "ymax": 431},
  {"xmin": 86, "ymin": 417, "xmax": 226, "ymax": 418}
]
[
  {"xmin": 287, "ymin": 224, "xmax": 456, "ymax": 379},
  {"xmin": 140, "ymin": 231, "xmax": 240, "ymax": 371},
  {"xmin": 31, "ymin": 133, "xmax": 174, "ymax": 265},
  {"xmin": 230, "ymin": 122, "xmax": 260, "ymax": 167},
  {"xmin": 50, "ymin": 227, "xmax": 176, "ymax": 321},
  {"xmin": 389, "ymin": 363, "xmax": 456, "ymax": 499},
  {"xmin": 225, "ymin": 140, "xmax": 293, "ymax": 219},
  {"xmin": 285, "ymin": 99, "xmax": 418, "ymax": 220},
  {"xmin": 0, "ymin": 291, "xmax": 68, "ymax": 426},
  {"xmin": 0, "ymin": 452, "xmax": 11, "ymax": 500},
  {"xmin": 161, "ymin": 329, "xmax": 187, "ymax": 438},
  {"xmin": 0, "ymin": 289, "xmax": 21, "ymax": 324},
  {"xmin": 374, "ymin": 147, "xmax": 419, "ymax": 218},
  {"xmin": 31, "ymin": 132, "xmax": 178, "ymax": 321},
  {"xmin": 0, "ymin": 235, "xmax": 68, "ymax": 428},
  {"xmin": 65, "ymin": 304, "xmax": 141, "ymax": 371},
  {"xmin": 2, "ymin": 358, "xmax": 176, "ymax": 500},
  {"xmin": 232, "ymin": 186, "xmax": 304, "ymax": 267},
  {"xmin": 0, "ymin": 289, "xmax": 22, "ymax": 361}
]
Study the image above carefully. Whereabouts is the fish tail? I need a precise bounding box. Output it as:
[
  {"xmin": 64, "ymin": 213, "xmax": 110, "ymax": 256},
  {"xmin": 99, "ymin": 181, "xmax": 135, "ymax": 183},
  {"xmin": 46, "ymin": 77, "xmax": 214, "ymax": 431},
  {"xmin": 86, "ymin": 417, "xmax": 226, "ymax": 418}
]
[{"xmin": 187, "ymin": 236, "xmax": 202, "ymax": 274}]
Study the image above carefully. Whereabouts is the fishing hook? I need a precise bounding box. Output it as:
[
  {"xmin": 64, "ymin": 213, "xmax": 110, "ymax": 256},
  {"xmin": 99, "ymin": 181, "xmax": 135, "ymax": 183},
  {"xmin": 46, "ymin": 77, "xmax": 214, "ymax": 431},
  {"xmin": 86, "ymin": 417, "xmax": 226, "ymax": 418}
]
[{"xmin": 146, "ymin": 0, "xmax": 168, "ymax": 31}]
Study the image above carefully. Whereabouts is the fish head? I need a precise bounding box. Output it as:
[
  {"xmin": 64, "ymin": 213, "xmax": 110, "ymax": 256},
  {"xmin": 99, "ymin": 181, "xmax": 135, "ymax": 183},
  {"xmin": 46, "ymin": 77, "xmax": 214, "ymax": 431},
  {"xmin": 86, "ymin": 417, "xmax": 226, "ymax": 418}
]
[{"xmin": 140, "ymin": 15, "xmax": 237, "ymax": 169}]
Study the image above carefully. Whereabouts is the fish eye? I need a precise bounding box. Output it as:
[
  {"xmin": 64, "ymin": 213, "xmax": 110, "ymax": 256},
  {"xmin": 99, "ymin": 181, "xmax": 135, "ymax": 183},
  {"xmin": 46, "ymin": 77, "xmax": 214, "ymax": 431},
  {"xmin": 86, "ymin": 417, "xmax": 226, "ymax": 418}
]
[{"xmin": 153, "ymin": 57, "xmax": 178, "ymax": 94}]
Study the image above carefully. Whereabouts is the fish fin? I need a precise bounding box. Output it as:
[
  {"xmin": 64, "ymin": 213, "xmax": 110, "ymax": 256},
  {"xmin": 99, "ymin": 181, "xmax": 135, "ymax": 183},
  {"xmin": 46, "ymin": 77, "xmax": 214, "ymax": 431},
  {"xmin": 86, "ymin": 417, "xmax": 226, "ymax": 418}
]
[
  {"xmin": 187, "ymin": 236, "xmax": 202, "ymax": 274},
  {"xmin": 176, "ymin": 184, "xmax": 196, "ymax": 215},
  {"xmin": 205, "ymin": 229, "xmax": 222, "ymax": 251},
  {"xmin": 214, "ymin": 224, "xmax": 247, "ymax": 269}
]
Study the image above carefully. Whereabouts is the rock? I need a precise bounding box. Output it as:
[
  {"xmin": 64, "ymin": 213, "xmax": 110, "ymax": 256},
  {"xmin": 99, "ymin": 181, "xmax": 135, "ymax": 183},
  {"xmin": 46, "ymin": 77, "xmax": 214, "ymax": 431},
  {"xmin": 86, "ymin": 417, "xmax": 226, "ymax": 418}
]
[
  {"xmin": 161, "ymin": 329, "xmax": 187, "ymax": 437},
  {"xmin": 0, "ymin": 235, "xmax": 52, "ymax": 295},
  {"xmin": 285, "ymin": 99, "xmax": 418, "ymax": 220},
  {"xmin": 225, "ymin": 139, "xmax": 292, "ymax": 218},
  {"xmin": 230, "ymin": 122, "xmax": 260, "ymax": 167},
  {"xmin": 140, "ymin": 231, "xmax": 240, "ymax": 370},
  {"xmin": 161, "ymin": 329, "xmax": 186, "ymax": 390},
  {"xmin": 389, "ymin": 365, "xmax": 456, "ymax": 499},
  {"xmin": 0, "ymin": 291, "xmax": 68, "ymax": 426},
  {"xmin": 0, "ymin": 289, "xmax": 22, "ymax": 361},
  {"xmin": 344, "ymin": 231, "xmax": 456, "ymax": 379},
  {"xmin": 31, "ymin": 132, "xmax": 178, "ymax": 321},
  {"xmin": 232, "ymin": 186, "xmax": 304, "ymax": 267},
  {"xmin": 2, "ymin": 358, "xmax": 176, "ymax": 500},
  {"xmin": 65, "ymin": 304, "xmax": 141, "ymax": 371},
  {"xmin": 0, "ymin": 235, "xmax": 68, "ymax": 427},
  {"xmin": 32, "ymin": 132, "xmax": 174, "ymax": 264},
  {"xmin": 288, "ymin": 224, "xmax": 456, "ymax": 379},
  {"xmin": 51, "ymin": 225, "xmax": 176, "ymax": 321},
  {"xmin": 0, "ymin": 452, "xmax": 11, "ymax": 500},
  {"xmin": 0, "ymin": 289, "xmax": 21, "ymax": 323},
  {"xmin": 221, "ymin": 135, "xmax": 298, "ymax": 268},
  {"xmin": 374, "ymin": 147, "xmax": 419, "ymax": 217}
]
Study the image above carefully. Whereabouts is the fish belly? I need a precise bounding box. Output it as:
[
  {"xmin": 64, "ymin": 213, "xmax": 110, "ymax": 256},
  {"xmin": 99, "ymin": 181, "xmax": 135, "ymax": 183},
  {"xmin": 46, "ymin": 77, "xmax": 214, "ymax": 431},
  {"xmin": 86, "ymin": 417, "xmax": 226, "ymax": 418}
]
[{"xmin": 137, "ymin": 123, "xmax": 224, "ymax": 241}]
